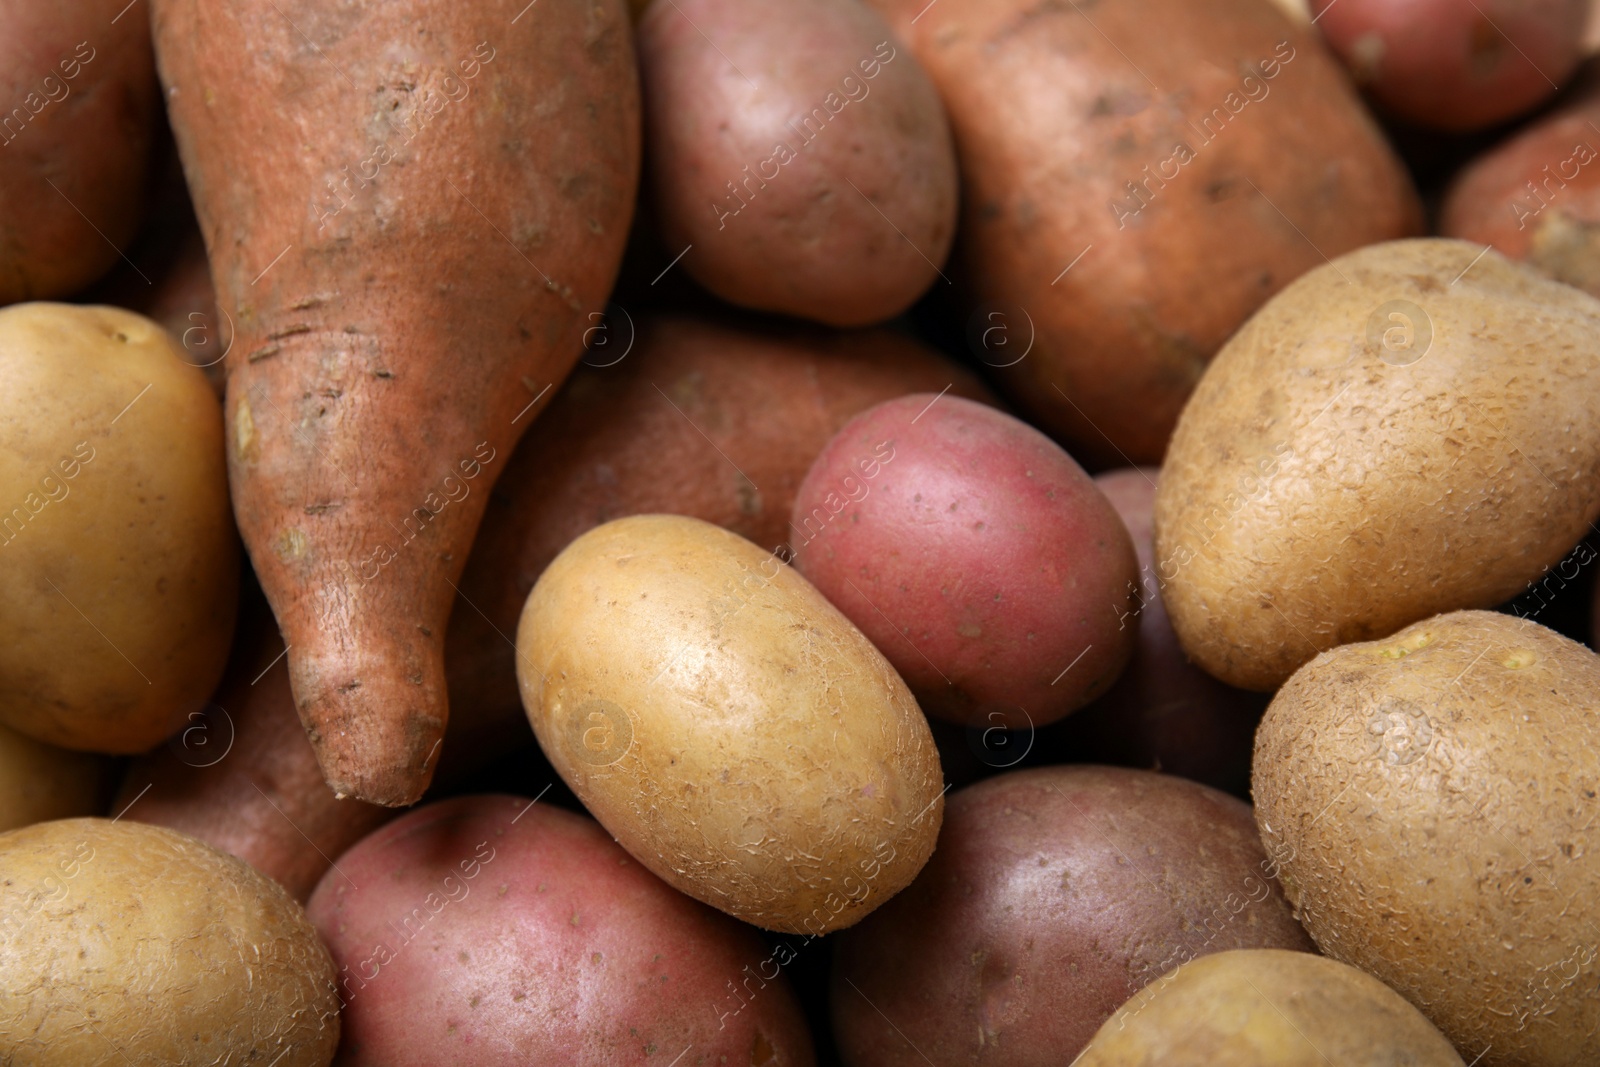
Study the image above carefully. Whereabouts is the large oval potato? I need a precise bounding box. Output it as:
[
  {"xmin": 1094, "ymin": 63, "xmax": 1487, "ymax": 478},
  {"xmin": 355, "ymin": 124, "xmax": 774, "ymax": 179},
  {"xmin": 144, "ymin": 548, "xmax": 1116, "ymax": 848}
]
[
  {"xmin": 1255, "ymin": 610, "xmax": 1600, "ymax": 1067},
  {"xmin": 308, "ymin": 794, "xmax": 815, "ymax": 1066},
  {"xmin": 790, "ymin": 393, "xmax": 1138, "ymax": 727},
  {"xmin": 831, "ymin": 766, "xmax": 1314, "ymax": 1067},
  {"xmin": 516, "ymin": 514, "xmax": 944, "ymax": 935},
  {"xmin": 1155, "ymin": 239, "xmax": 1600, "ymax": 691},
  {"xmin": 0, "ymin": 303, "xmax": 238, "ymax": 751},
  {"xmin": 0, "ymin": 818, "xmax": 338, "ymax": 1065},
  {"xmin": 868, "ymin": 0, "xmax": 1420, "ymax": 464},
  {"xmin": 639, "ymin": 0, "xmax": 956, "ymax": 326},
  {"xmin": 0, "ymin": 721, "xmax": 109, "ymax": 834},
  {"xmin": 1077, "ymin": 949, "xmax": 1464, "ymax": 1067}
]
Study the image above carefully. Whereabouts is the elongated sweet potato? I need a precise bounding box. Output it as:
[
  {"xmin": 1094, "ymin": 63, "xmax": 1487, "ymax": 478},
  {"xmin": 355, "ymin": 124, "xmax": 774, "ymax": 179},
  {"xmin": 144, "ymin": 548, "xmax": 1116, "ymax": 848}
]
[{"xmin": 151, "ymin": 0, "xmax": 640, "ymax": 804}]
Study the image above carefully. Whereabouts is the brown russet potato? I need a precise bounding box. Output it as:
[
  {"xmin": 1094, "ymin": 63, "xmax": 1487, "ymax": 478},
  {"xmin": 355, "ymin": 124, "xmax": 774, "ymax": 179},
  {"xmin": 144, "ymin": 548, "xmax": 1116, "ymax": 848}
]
[
  {"xmin": 1255, "ymin": 610, "xmax": 1600, "ymax": 1067},
  {"xmin": 0, "ymin": 721, "xmax": 110, "ymax": 834},
  {"xmin": 151, "ymin": 0, "xmax": 640, "ymax": 805},
  {"xmin": 1155, "ymin": 239, "xmax": 1600, "ymax": 691},
  {"xmin": 638, "ymin": 0, "xmax": 957, "ymax": 326},
  {"xmin": 0, "ymin": 818, "xmax": 339, "ymax": 1065},
  {"xmin": 866, "ymin": 0, "xmax": 1420, "ymax": 464},
  {"xmin": 1077, "ymin": 949, "xmax": 1464, "ymax": 1067},
  {"xmin": 0, "ymin": 302, "xmax": 237, "ymax": 753},
  {"xmin": 516, "ymin": 514, "xmax": 944, "ymax": 935},
  {"xmin": 831, "ymin": 766, "xmax": 1313, "ymax": 1066}
]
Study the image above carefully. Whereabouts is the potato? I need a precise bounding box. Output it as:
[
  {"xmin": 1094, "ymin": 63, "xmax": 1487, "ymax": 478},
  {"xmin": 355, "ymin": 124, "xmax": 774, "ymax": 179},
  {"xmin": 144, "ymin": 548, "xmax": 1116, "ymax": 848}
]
[
  {"xmin": 1309, "ymin": 0, "xmax": 1586, "ymax": 131},
  {"xmin": 789, "ymin": 393, "xmax": 1138, "ymax": 727},
  {"xmin": 307, "ymin": 794, "xmax": 815, "ymax": 1066},
  {"xmin": 638, "ymin": 0, "xmax": 956, "ymax": 326},
  {"xmin": 1077, "ymin": 949, "xmax": 1464, "ymax": 1066},
  {"xmin": 0, "ymin": 0, "xmax": 160, "ymax": 303},
  {"xmin": 0, "ymin": 817, "xmax": 338, "ymax": 1065},
  {"xmin": 1255, "ymin": 610, "xmax": 1600, "ymax": 1067},
  {"xmin": 0, "ymin": 303, "xmax": 238, "ymax": 751},
  {"xmin": 1047, "ymin": 468, "xmax": 1267, "ymax": 795},
  {"xmin": 1154, "ymin": 239, "xmax": 1600, "ymax": 691},
  {"xmin": 0, "ymin": 721, "xmax": 109, "ymax": 833},
  {"xmin": 867, "ymin": 0, "xmax": 1420, "ymax": 464},
  {"xmin": 831, "ymin": 766, "xmax": 1314, "ymax": 1066},
  {"xmin": 516, "ymin": 514, "xmax": 943, "ymax": 935}
]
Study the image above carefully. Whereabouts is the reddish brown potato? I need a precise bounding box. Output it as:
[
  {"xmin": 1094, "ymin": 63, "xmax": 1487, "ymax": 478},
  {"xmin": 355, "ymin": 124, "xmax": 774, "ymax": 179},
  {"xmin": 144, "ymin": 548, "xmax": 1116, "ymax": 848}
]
[
  {"xmin": 1310, "ymin": 0, "xmax": 1587, "ymax": 131},
  {"xmin": 639, "ymin": 0, "xmax": 957, "ymax": 326},
  {"xmin": 789, "ymin": 393, "xmax": 1138, "ymax": 727},
  {"xmin": 831, "ymin": 766, "xmax": 1315, "ymax": 1067},
  {"xmin": 308, "ymin": 794, "xmax": 815, "ymax": 1066}
]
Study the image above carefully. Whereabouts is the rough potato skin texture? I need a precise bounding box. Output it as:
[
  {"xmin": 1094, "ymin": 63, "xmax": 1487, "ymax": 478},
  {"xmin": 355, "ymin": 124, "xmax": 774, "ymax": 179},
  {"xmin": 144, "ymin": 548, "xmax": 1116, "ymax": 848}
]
[
  {"xmin": 0, "ymin": 0, "xmax": 158, "ymax": 303},
  {"xmin": 0, "ymin": 722, "xmax": 108, "ymax": 834},
  {"xmin": 1155, "ymin": 238, "xmax": 1600, "ymax": 691},
  {"xmin": 789, "ymin": 394, "xmax": 1137, "ymax": 727},
  {"xmin": 831, "ymin": 766, "xmax": 1314, "ymax": 1067},
  {"xmin": 150, "ymin": 0, "xmax": 640, "ymax": 805},
  {"xmin": 1442, "ymin": 64, "xmax": 1600, "ymax": 299},
  {"xmin": 866, "ymin": 0, "xmax": 1420, "ymax": 465},
  {"xmin": 639, "ymin": 0, "xmax": 956, "ymax": 326},
  {"xmin": 0, "ymin": 303, "xmax": 238, "ymax": 752},
  {"xmin": 0, "ymin": 818, "xmax": 339, "ymax": 1065},
  {"xmin": 516, "ymin": 515, "xmax": 944, "ymax": 935},
  {"xmin": 443, "ymin": 314, "xmax": 994, "ymax": 779},
  {"xmin": 1077, "ymin": 949, "xmax": 1464, "ymax": 1067},
  {"xmin": 1255, "ymin": 611, "xmax": 1600, "ymax": 1067},
  {"xmin": 1309, "ymin": 0, "xmax": 1586, "ymax": 131},
  {"xmin": 307, "ymin": 795, "xmax": 815, "ymax": 1066}
]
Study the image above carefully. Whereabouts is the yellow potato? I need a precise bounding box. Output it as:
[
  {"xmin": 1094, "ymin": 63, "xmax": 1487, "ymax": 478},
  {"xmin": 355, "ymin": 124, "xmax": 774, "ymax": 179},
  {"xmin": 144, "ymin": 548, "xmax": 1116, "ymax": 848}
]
[
  {"xmin": 0, "ymin": 303, "xmax": 238, "ymax": 752},
  {"xmin": 0, "ymin": 721, "xmax": 107, "ymax": 833},
  {"xmin": 0, "ymin": 818, "xmax": 338, "ymax": 1066},
  {"xmin": 516, "ymin": 514, "xmax": 944, "ymax": 935}
]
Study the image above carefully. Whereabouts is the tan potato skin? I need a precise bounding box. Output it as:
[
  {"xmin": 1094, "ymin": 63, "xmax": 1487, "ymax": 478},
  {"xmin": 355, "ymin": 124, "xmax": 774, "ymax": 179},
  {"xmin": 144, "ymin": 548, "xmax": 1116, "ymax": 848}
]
[
  {"xmin": 1077, "ymin": 949, "xmax": 1464, "ymax": 1067},
  {"xmin": 1155, "ymin": 239, "xmax": 1600, "ymax": 691},
  {"xmin": 515, "ymin": 514, "xmax": 944, "ymax": 935},
  {"xmin": 639, "ymin": 0, "xmax": 957, "ymax": 326},
  {"xmin": 0, "ymin": 818, "xmax": 339, "ymax": 1066},
  {"xmin": 0, "ymin": 722, "xmax": 109, "ymax": 834},
  {"xmin": 1254, "ymin": 611, "xmax": 1600, "ymax": 1067},
  {"xmin": 0, "ymin": 0, "xmax": 159, "ymax": 303},
  {"xmin": 0, "ymin": 303, "xmax": 238, "ymax": 752}
]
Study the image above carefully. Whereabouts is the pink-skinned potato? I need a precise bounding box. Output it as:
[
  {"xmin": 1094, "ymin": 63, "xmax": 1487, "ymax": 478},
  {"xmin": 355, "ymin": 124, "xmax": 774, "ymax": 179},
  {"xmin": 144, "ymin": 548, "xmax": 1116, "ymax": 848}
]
[
  {"xmin": 790, "ymin": 393, "xmax": 1138, "ymax": 727},
  {"xmin": 308, "ymin": 794, "xmax": 815, "ymax": 1066},
  {"xmin": 831, "ymin": 766, "xmax": 1315, "ymax": 1067}
]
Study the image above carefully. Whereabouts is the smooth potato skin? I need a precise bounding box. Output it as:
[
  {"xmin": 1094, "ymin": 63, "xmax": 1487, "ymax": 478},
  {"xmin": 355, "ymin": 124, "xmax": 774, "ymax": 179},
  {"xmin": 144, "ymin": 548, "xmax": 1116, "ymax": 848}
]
[
  {"xmin": 1155, "ymin": 239, "xmax": 1600, "ymax": 691},
  {"xmin": 0, "ymin": 303, "xmax": 238, "ymax": 752},
  {"xmin": 307, "ymin": 795, "xmax": 815, "ymax": 1067},
  {"xmin": 0, "ymin": 0, "xmax": 158, "ymax": 303},
  {"xmin": 1309, "ymin": 0, "xmax": 1586, "ymax": 131},
  {"xmin": 1077, "ymin": 949, "xmax": 1464, "ymax": 1067},
  {"xmin": 1255, "ymin": 611, "xmax": 1600, "ymax": 1067},
  {"xmin": 868, "ymin": 0, "xmax": 1420, "ymax": 464},
  {"xmin": 516, "ymin": 515, "xmax": 944, "ymax": 935},
  {"xmin": 0, "ymin": 818, "xmax": 339, "ymax": 1066},
  {"xmin": 0, "ymin": 721, "xmax": 109, "ymax": 833},
  {"xmin": 639, "ymin": 0, "xmax": 956, "ymax": 326},
  {"xmin": 789, "ymin": 394, "xmax": 1137, "ymax": 727},
  {"xmin": 831, "ymin": 767, "xmax": 1314, "ymax": 1067}
]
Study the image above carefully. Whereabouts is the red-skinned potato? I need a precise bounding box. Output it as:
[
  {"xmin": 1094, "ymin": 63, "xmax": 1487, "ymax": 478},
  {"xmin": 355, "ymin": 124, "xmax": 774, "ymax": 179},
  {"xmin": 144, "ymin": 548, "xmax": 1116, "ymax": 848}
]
[
  {"xmin": 0, "ymin": 0, "xmax": 160, "ymax": 303},
  {"xmin": 638, "ymin": 0, "xmax": 957, "ymax": 326},
  {"xmin": 867, "ymin": 0, "xmax": 1420, "ymax": 464},
  {"xmin": 1308, "ymin": 0, "xmax": 1586, "ymax": 131},
  {"xmin": 151, "ymin": 0, "xmax": 641, "ymax": 804},
  {"xmin": 831, "ymin": 766, "xmax": 1315, "ymax": 1067},
  {"xmin": 789, "ymin": 393, "xmax": 1138, "ymax": 727},
  {"xmin": 307, "ymin": 794, "xmax": 815, "ymax": 1066}
]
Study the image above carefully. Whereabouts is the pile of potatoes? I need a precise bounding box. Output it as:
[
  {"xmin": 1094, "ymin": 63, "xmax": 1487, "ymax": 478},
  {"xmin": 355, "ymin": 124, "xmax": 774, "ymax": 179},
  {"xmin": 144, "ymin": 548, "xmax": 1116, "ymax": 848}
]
[{"xmin": 6, "ymin": 0, "xmax": 1600, "ymax": 1063}]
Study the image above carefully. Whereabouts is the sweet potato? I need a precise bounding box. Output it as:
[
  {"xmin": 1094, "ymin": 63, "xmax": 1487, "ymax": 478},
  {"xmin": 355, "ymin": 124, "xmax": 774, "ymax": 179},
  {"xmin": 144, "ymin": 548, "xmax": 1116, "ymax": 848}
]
[
  {"xmin": 0, "ymin": 0, "xmax": 160, "ymax": 303},
  {"xmin": 150, "ymin": 0, "xmax": 641, "ymax": 804}
]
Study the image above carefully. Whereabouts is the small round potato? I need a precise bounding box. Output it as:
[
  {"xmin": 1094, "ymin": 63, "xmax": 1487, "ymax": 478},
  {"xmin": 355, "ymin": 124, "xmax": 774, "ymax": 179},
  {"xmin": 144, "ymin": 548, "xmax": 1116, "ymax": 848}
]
[
  {"xmin": 0, "ymin": 303, "xmax": 238, "ymax": 752},
  {"xmin": 0, "ymin": 720, "xmax": 108, "ymax": 833},
  {"xmin": 0, "ymin": 818, "xmax": 339, "ymax": 1066},
  {"xmin": 1077, "ymin": 949, "xmax": 1464, "ymax": 1066},
  {"xmin": 516, "ymin": 514, "xmax": 944, "ymax": 935}
]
